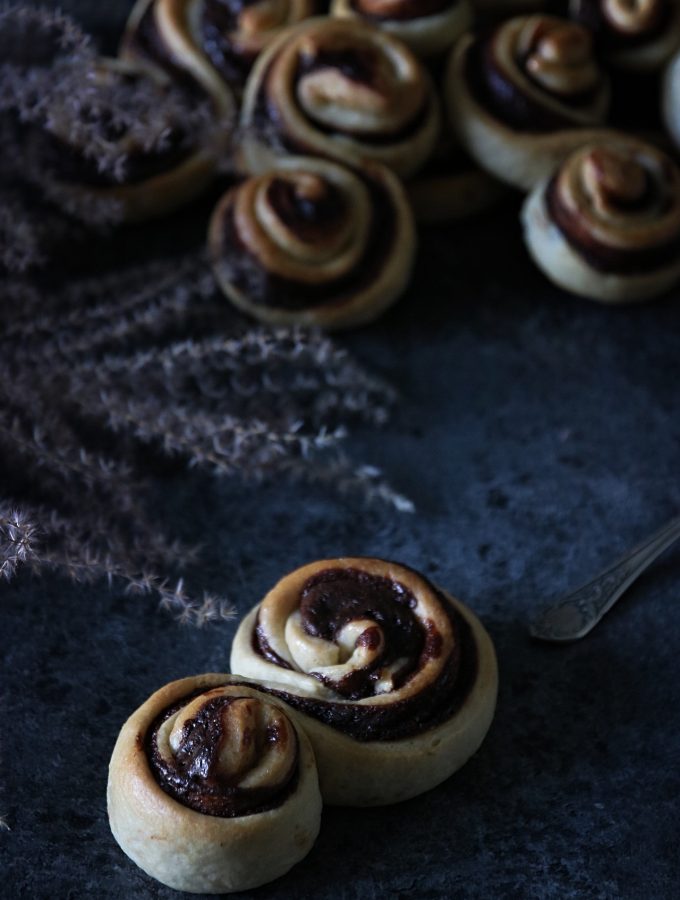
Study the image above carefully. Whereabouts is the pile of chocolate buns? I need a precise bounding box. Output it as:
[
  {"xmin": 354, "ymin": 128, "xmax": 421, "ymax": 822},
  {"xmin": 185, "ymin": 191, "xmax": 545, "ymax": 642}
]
[
  {"xmin": 56, "ymin": 1, "xmax": 680, "ymax": 317},
  {"xmin": 108, "ymin": 557, "xmax": 499, "ymax": 893}
]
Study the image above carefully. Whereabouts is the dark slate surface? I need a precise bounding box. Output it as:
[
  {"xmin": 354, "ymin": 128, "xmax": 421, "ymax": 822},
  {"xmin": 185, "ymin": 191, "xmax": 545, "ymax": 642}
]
[
  {"xmin": 3, "ymin": 204, "xmax": 680, "ymax": 899},
  {"xmin": 3, "ymin": 3, "xmax": 680, "ymax": 896}
]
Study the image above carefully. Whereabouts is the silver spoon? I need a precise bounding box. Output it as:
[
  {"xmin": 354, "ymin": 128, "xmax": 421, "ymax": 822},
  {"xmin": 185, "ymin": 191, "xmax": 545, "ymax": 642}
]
[{"xmin": 530, "ymin": 514, "xmax": 680, "ymax": 642}]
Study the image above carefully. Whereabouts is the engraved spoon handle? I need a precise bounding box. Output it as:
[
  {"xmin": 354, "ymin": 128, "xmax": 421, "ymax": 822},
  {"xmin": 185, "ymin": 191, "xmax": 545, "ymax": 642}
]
[{"xmin": 530, "ymin": 515, "xmax": 680, "ymax": 642}]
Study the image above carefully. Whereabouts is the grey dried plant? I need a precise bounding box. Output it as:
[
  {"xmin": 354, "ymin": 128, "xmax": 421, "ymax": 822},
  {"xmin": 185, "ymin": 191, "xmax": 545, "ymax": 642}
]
[
  {"xmin": 0, "ymin": 250, "xmax": 406, "ymax": 622},
  {"xmin": 0, "ymin": 5, "xmax": 408, "ymax": 624},
  {"xmin": 0, "ymin": 4, "xmax": 219, "ymax": 238}
]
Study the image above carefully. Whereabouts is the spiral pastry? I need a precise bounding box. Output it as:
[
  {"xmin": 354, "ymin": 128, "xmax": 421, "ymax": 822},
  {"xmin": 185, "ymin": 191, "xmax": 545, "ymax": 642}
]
[
  {"xmin": 208, "ymin": 156, "xmax": 416, "ymax": 328},
  {"xmin": 38, "ymin": 58, "xmax": 218, "ymax": 223},
  {"xmin": 445, "ymin": 15, "xmax": 611, "ymax": 190},
  {"xmin": 122, "ymin": 0, "xmax": 318, "ymax": 105},
  {"xmin": 108, "ymin": 675, "xmax": 321, "ymax": 893},
  {"xmin": 230, "ymin": 558, "xmax": 498, "ymax": 806},
  {"xmin": 239, "ymin": 17, "xmax": 441, "ymax": 177},
  {"xmin": 330, "ymin": 0, "xmax": 473, "ymax": 59},
  {"xmin": 521, "ymin": 137, "xmax": 680, "ymax": 302},
  {"xmin": 569, "ymin": 0, "xmax": 680, "ymax": 70}
]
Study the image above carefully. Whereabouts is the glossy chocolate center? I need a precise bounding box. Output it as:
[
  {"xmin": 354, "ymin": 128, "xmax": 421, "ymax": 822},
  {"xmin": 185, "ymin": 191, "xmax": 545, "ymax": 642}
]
[
  {"xmin": 570, "ymin": 0, "xmax": 668, "ymax": 48},
  {"xmin": 252, "ymin": 564, "xmax": 478, "ymax": 741},
  {"xmin": 465, "ymin": 21, "xmax": 602, "ymax": 133},
  {"xmin": 546, "ymin": 150, "xmax": 680, "ymax": 273},
  {"xmin": 296, "ymin": 568, "xmax": 425, "ymax": 698},
  {"xmin": 215, "ymin": 168, "xmax": 397, "ymax": 310},
  {"xmin": 147, "ymin": 692, "xmax": 299, "ymax": 816}
]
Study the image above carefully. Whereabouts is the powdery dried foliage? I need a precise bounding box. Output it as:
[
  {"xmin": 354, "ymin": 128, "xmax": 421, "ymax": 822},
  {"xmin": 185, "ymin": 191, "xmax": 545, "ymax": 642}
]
[
  {"xmin": 0, "ymin": 250, "xmax": 406, "ymax": 621},
  {"xmin": 0, "ymin": 5, "xmax": 408, "ymax": 622},
  {"xmin": 0, "ymin": 4, "xmax": 219, "ymax": 248}
]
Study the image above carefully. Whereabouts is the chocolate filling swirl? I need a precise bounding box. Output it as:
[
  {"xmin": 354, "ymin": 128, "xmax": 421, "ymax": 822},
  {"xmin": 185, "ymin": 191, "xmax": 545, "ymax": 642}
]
[
  {"xmin": 545, "ymin": 141, "xmax": 680, "ymax": 273},
  {"xmin": 127, "ymin": 1, "xmax": 316, "ymax": 91},
  {"xmin": 201, "ymin": 0, "xmax": 316, "ymax": 86},
  {"xmin": 465, "ymin": 16, "xmax": 607, "ymax": 132},
  {"xmin": 147, "ymin": 689, "xmax": 299, "ymax": 816},
  {"xmin": 241, "ymin": 17, "xmax": 438, "ymax": 174},
  {"xmin": 211, "ymin": 162, "xmax": 399, "ymax": 310},
  {"xmin": 251, "ymin": 563, "xmax": 479, "ymax": 742},
  {"xmin": 570, "ymin": 0, "xmax": 670, "ymax": 49},
  {"xmin": 126, "ymin": 3, "xmax": 200, "ymax": 91}
]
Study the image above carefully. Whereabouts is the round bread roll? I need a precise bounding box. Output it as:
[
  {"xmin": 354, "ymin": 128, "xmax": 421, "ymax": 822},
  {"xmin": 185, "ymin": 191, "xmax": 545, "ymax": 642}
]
[
  {"xmin": 569, "ymin": 0, "xmax": 680, "ymax": 71},
  {"xmin": 36, "ymin": 58, "xmax": 218, "ymax": 224},
  {"xmin": 445, "ymin": 15, "xmax": 611, "ymax": 190},
  {"xmin": 521, "ymin": 136, "xmax": 680, "ymax": 302},
  {"xmin": 239, "ymin": 17, "xmax": 441, "ymax": 178},
  {"xmin": 121, "ymin": 0, "xmax": 316, "ymax": 103},
  {"xmin": 208, "ymin": 156, "xmax": 416, "ymax": 329},
  {"xmin": 230, "ymin": 557, "xmax": 499, "ymax": 807},
  {"xmin": 330, "ymin": 0, "xmax": 473, "ymax": 59},
  {"xmin": 108, "ymin": 675, "xmax": 322, "ymax": 894}
]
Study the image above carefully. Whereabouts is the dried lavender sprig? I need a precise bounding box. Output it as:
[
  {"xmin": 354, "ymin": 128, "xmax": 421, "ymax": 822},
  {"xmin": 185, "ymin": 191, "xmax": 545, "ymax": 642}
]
[
  {"xmin": 0, "ymin": 6, "xmax": 213, "ymax": 167},
  {"xmin": 1, "ymin": 266, "xmax": 216, "ymax": 363},
  {"xmin": 0, "ymin": 4, "xmax": 91, "ymax": 69},
  {"xmin": 97, "ymin": 391, "xmax": 346, "ymax": 474},
  {"xmin": 21, "ymin": 503, "xmax": 202, "ymax": 576},
  {"xmin": 0, "ymin": 254, "xmax": 210, "ymax": 343},
  {"xmin": 0, "ymin": 505, "xmax": 40, "ymax": 580},
  {"xmin": 80, "ymin": 329, "xmax": 396, "ymax": 426},
  {"xmin": 0, "ymin": 498, "xmax": 230, "ymax": 622},
  {"xmin": 0, "ymin": 401, "xmax": 142, "ymax": 513},
  {"xmin": 283, "ymin": 456, "xmax": 416, "ymax": 514},
  {"xmin": 0, "ymin": 6, "xmax": 221, "ymax": 222}
]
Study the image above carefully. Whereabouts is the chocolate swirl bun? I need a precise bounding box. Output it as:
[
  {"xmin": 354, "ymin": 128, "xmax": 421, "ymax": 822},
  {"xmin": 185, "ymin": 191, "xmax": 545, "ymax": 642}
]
[
  {"xmin": 239, "ymin": 17, "xmax": 441, "ymax": 177},
  {"xmin": 330, "ymin": 0, "xmax": 473, "ymax": 59},
  {"xmin": 445, "ymin": 15, "xmax": 611, "ymax": 190},
  {"xmin": 521, "ymin": 137, "xmax": 680, "ymax": 302},
  {"xmin": 230, "ymin": 558, "xmax": 498, "ymax": 806},
  {"xmin": 569, "ymin": 0, "xmax": 680, "ymax": 70},
  {"xmin": 208, "ymin": 157, "xmax": 416, "ymax": 328},
  {"xmin": 122, "ymin": 0, "xmax": 317, "ymax": 104},
  {"xmin": 108, "ymin": 675, "xmax": 321, "ymax": 893}
]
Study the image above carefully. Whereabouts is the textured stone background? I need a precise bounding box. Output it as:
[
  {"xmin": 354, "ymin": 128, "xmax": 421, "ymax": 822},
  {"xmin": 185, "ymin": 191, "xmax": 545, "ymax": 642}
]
[{"xmin": 3, "ymin": 3, "xmax": 680, "ymax": 898}]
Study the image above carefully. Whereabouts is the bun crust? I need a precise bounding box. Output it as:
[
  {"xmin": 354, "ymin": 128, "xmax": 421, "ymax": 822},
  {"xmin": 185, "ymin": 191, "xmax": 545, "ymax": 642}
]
[
  {"xmin": 230, "ymin": 557, "xmax": 498, "ymax": 806},
  {"xmin": 108, "ymin": 674, "xmax": 322, "ymax": 893}
]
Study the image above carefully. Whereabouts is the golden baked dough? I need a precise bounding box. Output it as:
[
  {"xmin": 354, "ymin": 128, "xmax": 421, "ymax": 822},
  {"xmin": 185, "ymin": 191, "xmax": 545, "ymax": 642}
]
[
  {"xmin": 121, "ymin": 0, "xmax": 316, "ymax": 103},
  {"xmin": 108, "ymin": 675, "xmax": 322, "ymax": 893},
  {"xmin": 445, "ymin": 15, "xmax": 611, "ymax": 190},
  {"xmin": 239, "ymin": 17, "xmax": 441, "ymax": 178},
  {"xmin": 230, "ymin": 557, "xmax": 498, "ymax": 806},
  {"xmin": 208, "ymin": 156, "xmax": 416, "ymax": 329},
  {"xmin": 330, "ymin": 0, "xmax": 473, "ymax": 59},
  {"xmin": 521, "ymin": 136, "xmax": 680, "ymax": 302}
]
